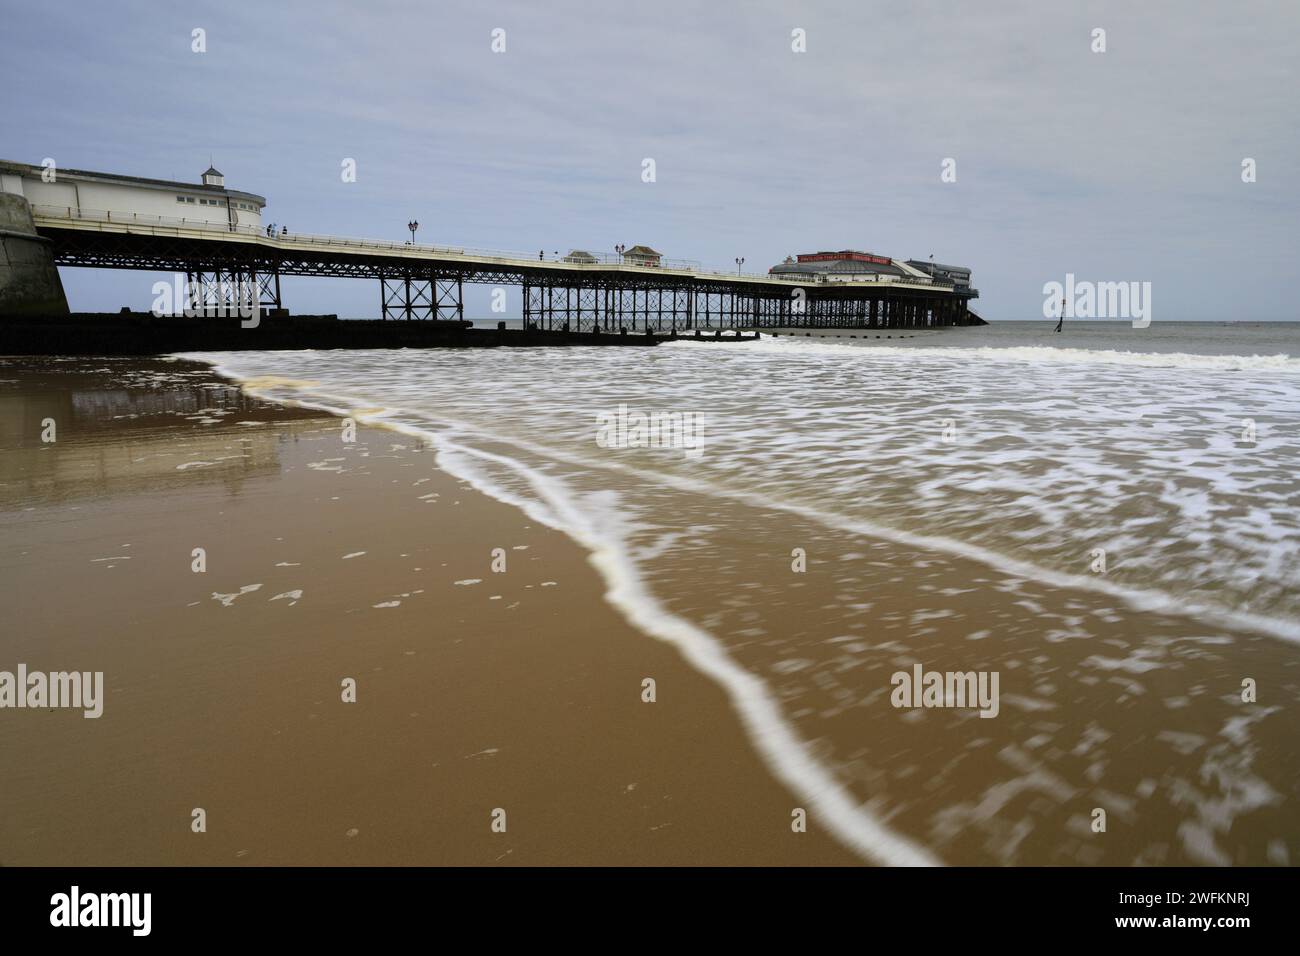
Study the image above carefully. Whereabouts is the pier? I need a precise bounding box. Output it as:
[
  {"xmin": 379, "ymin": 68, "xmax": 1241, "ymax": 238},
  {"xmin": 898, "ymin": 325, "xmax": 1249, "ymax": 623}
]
[
  {"xmin": 31, "ymin": 205, "xmax": 981, "ymax": 330},
  {"xmin": 1, "ymin": 160, "xmax": 984, "ymax": 341}
]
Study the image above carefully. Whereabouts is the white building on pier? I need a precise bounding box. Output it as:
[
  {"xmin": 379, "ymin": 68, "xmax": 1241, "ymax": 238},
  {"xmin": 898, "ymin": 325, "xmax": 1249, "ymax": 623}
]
[{"xmin": 0, "ymin": 160, "xmax": 266, "ymax": 231}]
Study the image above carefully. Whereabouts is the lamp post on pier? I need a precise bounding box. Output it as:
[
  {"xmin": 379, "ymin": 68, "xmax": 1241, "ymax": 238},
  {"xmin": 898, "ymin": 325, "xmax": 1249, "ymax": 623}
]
[
  {"xmin": 735, "ymin": 256, "xmax": 745, "ymax": 275},
  {"xmin": 407, "ymin": 220, "xmax": 419, "ymax": 245}
]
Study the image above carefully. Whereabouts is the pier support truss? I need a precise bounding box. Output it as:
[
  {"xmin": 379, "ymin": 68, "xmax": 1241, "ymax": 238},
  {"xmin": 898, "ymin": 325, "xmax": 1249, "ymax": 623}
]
[
  {"xmin": 184, "ymin": 268, "xmax": 281, "ymax": 315},
  {"xmin": 518, "ymin": 280, "xmax": 976, "ymax": 333},
  {"xmin": 256, "ymin": 270, "xmax": 282, "ymax": 312},
  {"xmin": 381, "ymin": 273, "xmax": 464, "ymax": 321}
]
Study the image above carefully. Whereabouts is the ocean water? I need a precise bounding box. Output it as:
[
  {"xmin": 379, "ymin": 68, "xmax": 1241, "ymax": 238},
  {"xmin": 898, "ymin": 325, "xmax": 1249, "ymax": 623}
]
[{"xmin": 187, "ymin": 321, "xmax": 1300, "ymax": 865}]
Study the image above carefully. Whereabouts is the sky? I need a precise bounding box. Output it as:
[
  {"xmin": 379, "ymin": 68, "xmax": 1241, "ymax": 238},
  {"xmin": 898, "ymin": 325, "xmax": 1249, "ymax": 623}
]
[{"xmin": 2, "ymin": 0, "xmax": 1298, "ymax": 321}]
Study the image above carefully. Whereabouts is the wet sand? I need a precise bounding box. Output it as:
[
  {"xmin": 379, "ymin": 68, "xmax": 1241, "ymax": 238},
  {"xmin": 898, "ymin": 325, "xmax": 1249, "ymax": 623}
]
[{"xmin": 0, "ymin": 358, "xmax": 856, "ymax": 865}]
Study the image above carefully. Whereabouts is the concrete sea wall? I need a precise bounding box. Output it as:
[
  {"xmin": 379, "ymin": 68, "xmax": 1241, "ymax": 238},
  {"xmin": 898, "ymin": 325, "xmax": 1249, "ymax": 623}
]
[{"xmin": 0, "ymin": 193, "xmax": 70, "ymax": 317}]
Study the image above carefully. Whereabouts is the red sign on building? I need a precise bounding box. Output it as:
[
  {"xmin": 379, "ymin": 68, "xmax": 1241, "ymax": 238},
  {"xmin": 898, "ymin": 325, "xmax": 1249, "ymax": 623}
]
[{"xmin": 795, "ymin": 250, "xmax": 892, "ymax": 266}]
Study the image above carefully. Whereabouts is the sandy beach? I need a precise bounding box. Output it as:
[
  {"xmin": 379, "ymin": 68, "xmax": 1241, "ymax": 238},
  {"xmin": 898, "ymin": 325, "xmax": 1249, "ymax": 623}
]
[
  {"xmin": 4, "ymin": 345, "xmax": 1298, "ymax": 868},
  {"xmin": 0, "ymin": 357, "xmax": 855, "ymax": 865}
]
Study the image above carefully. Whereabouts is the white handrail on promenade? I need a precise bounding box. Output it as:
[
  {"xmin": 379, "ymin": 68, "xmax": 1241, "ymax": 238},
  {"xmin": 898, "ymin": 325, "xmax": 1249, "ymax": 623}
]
[{"xmin": 29, "ymin": 203, "xmax": 954, "ymax": 290}]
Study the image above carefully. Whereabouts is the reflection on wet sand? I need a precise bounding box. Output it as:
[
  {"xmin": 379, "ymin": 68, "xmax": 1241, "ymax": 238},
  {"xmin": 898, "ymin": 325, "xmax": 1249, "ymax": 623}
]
[{"xmin": 0, "ymin": 358, "xmax": 332, "ymax": 507}]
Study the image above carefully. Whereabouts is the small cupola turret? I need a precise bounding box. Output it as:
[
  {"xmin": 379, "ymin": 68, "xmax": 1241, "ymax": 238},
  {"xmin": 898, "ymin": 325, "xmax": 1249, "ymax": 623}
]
[{"xmin": 201, "ymin": 165, "xmax": 224, "ymax": 187}]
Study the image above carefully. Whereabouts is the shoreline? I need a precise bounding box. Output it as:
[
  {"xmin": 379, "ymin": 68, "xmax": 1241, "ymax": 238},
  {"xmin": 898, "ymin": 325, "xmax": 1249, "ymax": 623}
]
[
  {"xmin": 207, "ymin": 357, "xmax": 943, "ymax": 865},
  {"xmin": 211, "ymin": 351, "xmax": 1300, "ymax": 648}
]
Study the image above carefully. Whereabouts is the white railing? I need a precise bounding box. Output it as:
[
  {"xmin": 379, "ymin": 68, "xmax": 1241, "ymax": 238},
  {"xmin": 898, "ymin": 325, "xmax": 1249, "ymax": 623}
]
[
  {"xmin": 29, "ymin": 203, "xmax": 955, "ymax": 289},
  {"xmin": 30, "ymin": 203, "xmax": 727, "ymax": 272}
]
